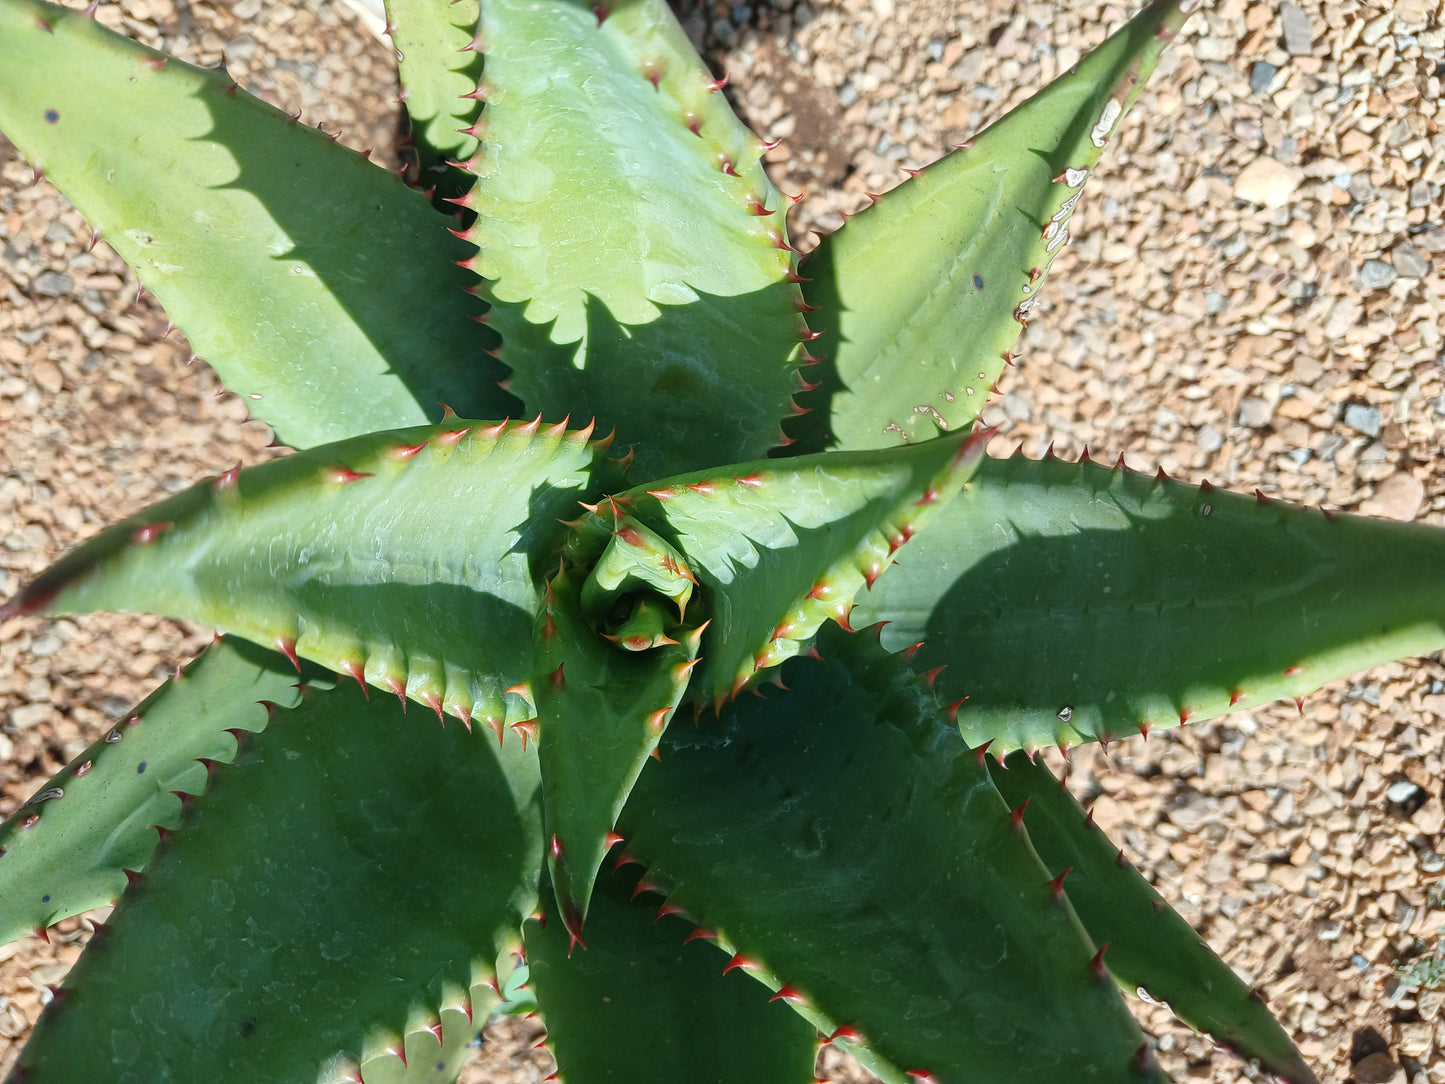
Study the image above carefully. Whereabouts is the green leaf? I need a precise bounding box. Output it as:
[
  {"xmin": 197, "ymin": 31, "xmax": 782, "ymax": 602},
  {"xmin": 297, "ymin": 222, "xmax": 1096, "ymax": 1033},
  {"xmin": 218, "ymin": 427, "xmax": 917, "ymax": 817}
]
[
  {"xmin": 1, "ymin": 419, "xmax": 618, "ymax": 731},
  {"xmin": 987, "ymin": 750, "xmax": 1318, "ymax": 1084},
  {"xmin": 386, "ymin": 0, "xmax": 484, "ymax": 181},
  {"xmin": 13, "ymin": 680, "xmax": 542, "ymax": 1083},
  {"xmin": 620, "ymin": 626, "xmax": 1166, "ymax": 1084},
  {"xmin": 0, "ymin": 0, "xmax": 514, "ymax": 449},
  {"xmin": 791, "ymin": 0, "xmax": 1191, "ymax": 452},
  {"xmin": 465, "ymin": 0, "xmax": 808, "ymax": 476},
  {"xmin": 531, "ymin": 555, "xmax": 704, "ymax": 945},
  {"xmin": 526, "ymin": 863, "xmax": 818, "ymax": 1084},
  {"xmin": 0, "ymin": 637, "xmax": 331, "ymax": 947},
  {"xmin": 853, "ymin": 452, "xmax": 1445, "ymax": 752},
  {"xmin": 624, "ymin": 427, "xmax": 987, "ymax": 704}
]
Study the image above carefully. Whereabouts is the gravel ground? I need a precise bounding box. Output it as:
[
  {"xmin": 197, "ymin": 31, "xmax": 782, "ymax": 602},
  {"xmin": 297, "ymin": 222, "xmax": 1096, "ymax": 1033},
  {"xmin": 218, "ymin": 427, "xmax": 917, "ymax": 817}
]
[{"xmin": 2, "ymin": 0, "xmax": 1443, "ymax": 1081}]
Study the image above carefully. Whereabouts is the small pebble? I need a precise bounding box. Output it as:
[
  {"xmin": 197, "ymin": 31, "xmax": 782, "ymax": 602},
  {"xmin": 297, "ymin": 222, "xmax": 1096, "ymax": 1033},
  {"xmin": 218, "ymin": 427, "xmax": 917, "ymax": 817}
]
[
  {"xmin": 1360, "ymin": 471, "xmax": 1425, "ymax": 520},
  {"xmin": 1249, "ymin": 60, "xmax": 1277, "ymax": 94},
  {"xmin": 1344, "ymin": 403, "xmax": 1382, "ymax": 436},
  {"xmin": 1280, "ymin": 1, "xmax": 1315, "ymax": 54},
  {"xmin": 1233, "ymin": 157, "xmax": 1299, "ymax": 208},
  {"xmin": 1357, "ymin": 259, "xmax": 1398, "ymax": 290},
  {"xmin": 1390, "ymin": 242, "xmax": 1429, "ymax": 279},
  {"xmin": 1385, "ymin": 780, "xmax": 1422, "ymax": 803},
  {"xmin": 29, "ymin": 271, "xmax": 73, "ymax": 297}
]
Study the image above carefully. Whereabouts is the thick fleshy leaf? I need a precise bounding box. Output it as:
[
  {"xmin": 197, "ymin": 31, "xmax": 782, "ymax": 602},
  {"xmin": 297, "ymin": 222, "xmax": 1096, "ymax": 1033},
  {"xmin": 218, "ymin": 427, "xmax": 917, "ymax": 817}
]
[
  {"xmin": 0, "ymin": 637, "xmax": 330, "ymax": 947},
  {"xmin": 619, "ymin": 626, "xmax": 1167, "ymax": 1084},
  {"xmin": 0, "ymin": 0, "xmax": 513, "ymax": 449},
  {"xmin": 530, "ymin": 558, "xmax": 703, "ymax": 945},
  {"xmin": 464, "ymin": 0, "xmax": 807, "ymax": 476},
  {"xmin": 12, "ymin": 680, "xmax": 542, "ymax": 1083},
  {"xmin": 622, "ymin": 426, "xmax": 988, "ymax": 704},
  {"xmin": 791, "ymin": 0, "xmax": 1191, "ymax": 451},
  {"xmin": 0, "ymin": 419, "xmax": 618, "ymax": 730},
  {"xmin": 526, "ymin": 863, "xmax": 818, "ymax": 1083},
  {"xmin": 987, "ymin": 750, "xmax": 1317, "ymax": 1084},
  {"xmin": 386, "ymin": 0, "xmax": 484, "ymax": 180},
  {"xmin": 853, "ymin": 451, "xmax": 1445, "ymax": 753}
]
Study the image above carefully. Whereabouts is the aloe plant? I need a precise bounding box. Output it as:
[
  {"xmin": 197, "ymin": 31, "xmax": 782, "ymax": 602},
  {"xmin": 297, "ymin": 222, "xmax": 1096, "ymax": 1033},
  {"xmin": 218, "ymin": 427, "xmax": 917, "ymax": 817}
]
[{"xmin": 0, "ymin": 0, "xmax": 1439, "ymax": 1080}]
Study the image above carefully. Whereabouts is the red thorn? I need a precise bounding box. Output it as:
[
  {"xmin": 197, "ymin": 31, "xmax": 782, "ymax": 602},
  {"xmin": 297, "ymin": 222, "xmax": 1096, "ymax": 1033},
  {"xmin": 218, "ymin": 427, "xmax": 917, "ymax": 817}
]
[
  {"xmin": 424, "ymin": 693, "xmax": 444, "ymax": 723},
  {"xmin": 1090, "ymin": 943, "xmax": 1109, "ymax": 978},
  {"xmin": 560, "ymin": 901, "xmax": 589, "ymax": 959},
  {"xmin": 1138, "ymin": 720, "xmax": 1151, "ymax": 739},
  {"xmin": 1049, "ymin": 866, "xmax": 1073, "ymax": 900},
  {"xmin": 973, "ymin": 739, "xmax": 993, "ymax": 768},
  {"xmin": 549, "ymin": 663, "xmax": 566, "ymax": 690},
  {"xmin": 921, "ymin": 665, "xmax": 946, "ymax": 688},
  {"xmin": 131, "ymin": 522, "xmax": 172, "ymax": 545},
  {"xmin": 723, "ymin": 953, "xmax": 759, "ymax": 974},
  {"xmin": 1228, "ymin": 688, "xmax": 1244, "ymax": 706},
  {"xmin": 1177, "ymin": 707, "xmax": 1193, "ymax": 725},
  {"xmin": 829, "ymin": 1025, "xmax": 863, "ymax": 1045},
  {"xmin": 655, "ymin": 900, "xmax": 688, "ymax": 922},
  {"xmin": 550, "ymin": 834, "xmax": 563, "ymax": 860},
  {"xmin": 213, "ymin": 463, "xmax": 242, "ymax": 492},
  {"xmin": 631, "ymin": 876, "xmax": 666, "ymax": 900},
  {"xmin": 340, "ymin": 660, "xmax": 368, "ymax": 696},
  {"xmin": 1285, "ymin": 664, "xmax": 1303, "ymax": 677},
  {"xmin": 510, "ymin": 718, "xmax": 538, "ymax": 750},
  {"xmin": 32, "ymin": 926, "xmax": 50, "ymax": 944},
  {"xmin": 329, "ymin": 467, "xmax": 373, "ymax": 485},
  {"xmin": 275, "ymin": 636, "xmax": 300, "ymax": 672},
  {"xmin": 1294, "ymin": 697, "xmax": 1305, "ymax": 715},
  {"xmin": 1009, "ymin": 797, "xmax": 1031, "ymax": 830},
  {"xmin": 706, "ymin": 72, "xmax": 729, "ymax": 91},
  {"xmin": 684, "ymin": 926, "xmax": 717, "ymax": 944},
  {"xmin": 770, "ymin": 986, "xmax": 805, "ymax": 1004}
]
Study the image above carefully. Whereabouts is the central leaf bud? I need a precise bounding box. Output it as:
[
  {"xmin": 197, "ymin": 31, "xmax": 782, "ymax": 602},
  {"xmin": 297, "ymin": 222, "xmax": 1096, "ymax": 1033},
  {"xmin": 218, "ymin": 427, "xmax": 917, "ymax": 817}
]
[{"xmin": 572, "ymin": 499, "xmax": 697, "ymax": 653}]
